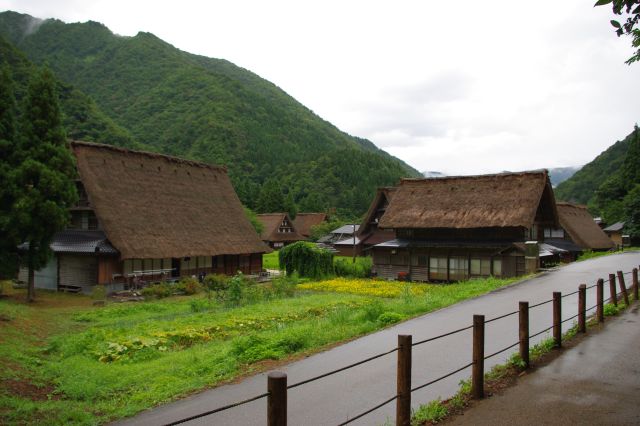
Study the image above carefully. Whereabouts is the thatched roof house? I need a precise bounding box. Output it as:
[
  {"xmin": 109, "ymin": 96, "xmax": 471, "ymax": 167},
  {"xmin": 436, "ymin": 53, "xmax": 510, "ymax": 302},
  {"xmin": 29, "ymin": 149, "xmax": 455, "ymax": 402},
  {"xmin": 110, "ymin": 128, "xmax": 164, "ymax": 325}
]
[
  {"xmin": 379, "ymin": 171, "xmax": 557, "ymax": 230},
  {"xmin": 371, "ymin": 171, "xmax": 559, "ymax": 281},
  {"xmin": 555, "ymin": 202, "xmax": 614, "ymax": 251},
  {"xmin": 257, "ymin": 213, "xmax": 304, "ymax": 248},
  {"xmin": 20, "ymin": 141, "xmax": 269, "ymax": 293},
  {"xmin": 292, "ymin": 213, "xmax": 328, "ymax": 238},
  {"xmin": 73, "ymin": 142, "xmax": 269, "ymax": 259}
]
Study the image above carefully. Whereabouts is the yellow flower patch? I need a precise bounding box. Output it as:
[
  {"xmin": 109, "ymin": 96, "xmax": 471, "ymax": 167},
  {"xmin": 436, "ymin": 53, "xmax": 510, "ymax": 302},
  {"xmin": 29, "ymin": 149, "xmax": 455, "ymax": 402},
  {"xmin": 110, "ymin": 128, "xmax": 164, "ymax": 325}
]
[{"xmin": 298, "ymin": 277, "xmax": 428, "ymax": 298}]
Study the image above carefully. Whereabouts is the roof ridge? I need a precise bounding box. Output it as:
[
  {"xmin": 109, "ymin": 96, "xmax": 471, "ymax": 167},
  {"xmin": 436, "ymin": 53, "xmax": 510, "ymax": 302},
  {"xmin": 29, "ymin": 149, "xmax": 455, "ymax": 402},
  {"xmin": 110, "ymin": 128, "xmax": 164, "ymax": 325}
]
[
  {"xmin": 70, "ymin": 140, "xmax": 227, "ymax": 172},
  {"xmin": 400, "ymin": 169, "xmax": 548, "ymax": 183}
]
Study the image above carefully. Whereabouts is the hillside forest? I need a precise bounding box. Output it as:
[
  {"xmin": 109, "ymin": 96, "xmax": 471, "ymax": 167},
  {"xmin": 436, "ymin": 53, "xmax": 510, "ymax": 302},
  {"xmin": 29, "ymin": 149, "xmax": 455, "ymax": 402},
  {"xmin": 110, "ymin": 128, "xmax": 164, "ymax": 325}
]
[{"xmin": 0, "ymin": 11, "xmax": 420, "ymax": 221}]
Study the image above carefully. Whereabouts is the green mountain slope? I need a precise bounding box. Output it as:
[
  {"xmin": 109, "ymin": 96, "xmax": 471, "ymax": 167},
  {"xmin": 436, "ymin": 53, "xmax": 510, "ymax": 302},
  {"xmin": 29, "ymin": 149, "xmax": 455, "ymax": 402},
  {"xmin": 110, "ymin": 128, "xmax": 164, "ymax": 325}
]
[
  {"xmin": 0, "ymin": 11, "xmax": 420, "ymax": 216},
  {"xmin": 555, "ymin": 126, "xmax": 640, "ymax": 236},
  {"xmin": 0, "ymin": 34, "xmax": 138, "ymax": 149},
  {"xmin": 555, "ymin": 137, "xmax": 631, "ymax": 205}
]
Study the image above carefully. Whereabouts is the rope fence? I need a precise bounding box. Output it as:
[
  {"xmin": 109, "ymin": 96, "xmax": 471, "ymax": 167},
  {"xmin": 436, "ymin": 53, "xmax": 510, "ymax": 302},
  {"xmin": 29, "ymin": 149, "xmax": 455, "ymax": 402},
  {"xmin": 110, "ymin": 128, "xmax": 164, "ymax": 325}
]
[{"xmin": 162, "ymin": 265, "xmax": 639, "ymax": 426}]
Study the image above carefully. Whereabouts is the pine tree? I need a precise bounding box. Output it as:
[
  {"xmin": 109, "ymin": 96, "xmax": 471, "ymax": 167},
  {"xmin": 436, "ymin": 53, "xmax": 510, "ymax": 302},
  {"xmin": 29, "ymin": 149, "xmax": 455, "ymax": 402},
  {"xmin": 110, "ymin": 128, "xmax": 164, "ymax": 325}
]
[
  {"xmin": 0, "ymin": 65, "xmax": 19, "ymax": 279},
  {"xmin": 12, "ymin": 67, "xmax": 77, "ymax": 301},
  {"xmin": 256, "ymin": 178, "xmax": 286, "ymax": 213}
]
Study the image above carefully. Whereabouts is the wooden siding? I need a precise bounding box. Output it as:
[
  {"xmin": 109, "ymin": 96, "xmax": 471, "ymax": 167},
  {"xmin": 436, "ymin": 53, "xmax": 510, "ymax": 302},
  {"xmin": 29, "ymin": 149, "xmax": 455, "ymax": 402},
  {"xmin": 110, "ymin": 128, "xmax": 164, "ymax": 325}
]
[
  {"xmin": 372, "ymin": 247, "xmax": 524, "ymax": 282},
  {"xmin": 98, "ymin": 257, "xmax": 121, "ymax": 285},
  {"xmin": 59, "ymin": 254, "xmax": 97, "ymax": 291}
]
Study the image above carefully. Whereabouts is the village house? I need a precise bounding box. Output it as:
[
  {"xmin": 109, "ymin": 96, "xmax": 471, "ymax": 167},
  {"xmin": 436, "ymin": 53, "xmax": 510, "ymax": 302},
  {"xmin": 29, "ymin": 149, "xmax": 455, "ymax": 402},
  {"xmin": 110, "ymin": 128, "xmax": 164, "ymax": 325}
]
[
  {"xmin": 603, "ymin": 221, "xmax": 626, "ymax": 249},
  {"xmin": 292, "ymin": 213, "xmax": 328, "ymax": 239},
  {"xmin": 18, "ymin": 141, "xmax": 270, "ymax": 293},
  {"xmin": 371, "ymin": 171, "xmax": 560, "ymax": 281},
  {"xmin": 539, "ymin": 202, "xmax": 614, "ymax": 264},
  {"xmin": 257, "ymin": 213, "xmax": 305, "ymax": 248}
]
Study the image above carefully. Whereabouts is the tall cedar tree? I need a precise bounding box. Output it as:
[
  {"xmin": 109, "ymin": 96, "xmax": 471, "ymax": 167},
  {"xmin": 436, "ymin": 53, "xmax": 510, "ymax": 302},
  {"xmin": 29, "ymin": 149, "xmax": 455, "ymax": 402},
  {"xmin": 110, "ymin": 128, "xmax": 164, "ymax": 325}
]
[
  {"xmin": 0, "ymin": 66, "xmax": 19, "ymax": 279},
  {"xmin": 12, "ymin": 67, "xmax": 77, "ymax": 301}
]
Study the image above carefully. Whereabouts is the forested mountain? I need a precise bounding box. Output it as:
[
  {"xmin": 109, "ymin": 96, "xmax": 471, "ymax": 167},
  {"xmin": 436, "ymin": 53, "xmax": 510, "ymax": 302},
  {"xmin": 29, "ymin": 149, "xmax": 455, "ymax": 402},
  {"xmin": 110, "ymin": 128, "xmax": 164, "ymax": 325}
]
[
  {"xmin": 0, "ymin": 11, "xmax": 420, "ymax": 217},
  {"xmin": 555, "ymin": 126, "xmax": 640, "ymax": 238},
  {"xmin": 0, "ymin": 35, "xmax": 138, "ymax": 149}
]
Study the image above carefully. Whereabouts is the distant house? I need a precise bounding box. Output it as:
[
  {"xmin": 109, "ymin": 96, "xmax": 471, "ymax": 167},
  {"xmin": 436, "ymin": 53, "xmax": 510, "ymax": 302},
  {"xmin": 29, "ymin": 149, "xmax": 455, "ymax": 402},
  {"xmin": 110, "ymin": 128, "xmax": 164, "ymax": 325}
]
[
  {"xmin": 538, "ymin": 203, "xmax": 613, "ymax": 265},
  {"xmin": 603, "ymin": 222, "xmax": 625, "ymax": 249},
  {"xmin": 257, "ymin": 213, "xmax": 305, "ymax": 249},
  {"xmin": 292, "ymin": 213, "xmax": 328, "ymax": 239},
  {"xmin": 18, "ymin": 141, "xmax": 270, "ymax": 293},
  {"xmin": 372, "ymin": 171, "xmax": 560, "ymax": 281}
]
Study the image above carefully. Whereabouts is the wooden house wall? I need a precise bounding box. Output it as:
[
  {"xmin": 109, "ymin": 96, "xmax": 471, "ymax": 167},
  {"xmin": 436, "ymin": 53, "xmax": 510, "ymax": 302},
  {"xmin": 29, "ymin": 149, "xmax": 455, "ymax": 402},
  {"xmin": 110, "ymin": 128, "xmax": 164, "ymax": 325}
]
[
  {"xmin": 395, "ymin": 227, "xmax": 525, "ymax": 242},
  {"xmin": 98, "ymin": 257, "xmax": 121, "ymax": 285},
  {"xmin": 372, "ymin": 247, "xmax": 523, "ymax": 282}
]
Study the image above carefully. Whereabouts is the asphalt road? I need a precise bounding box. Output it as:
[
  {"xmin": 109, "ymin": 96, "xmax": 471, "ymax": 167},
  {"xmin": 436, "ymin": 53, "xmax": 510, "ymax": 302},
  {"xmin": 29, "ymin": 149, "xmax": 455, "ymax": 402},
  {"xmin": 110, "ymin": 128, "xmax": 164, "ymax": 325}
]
[{"xmin": 116, "ymin": 252, "xmax": 640, "ymax": 426}]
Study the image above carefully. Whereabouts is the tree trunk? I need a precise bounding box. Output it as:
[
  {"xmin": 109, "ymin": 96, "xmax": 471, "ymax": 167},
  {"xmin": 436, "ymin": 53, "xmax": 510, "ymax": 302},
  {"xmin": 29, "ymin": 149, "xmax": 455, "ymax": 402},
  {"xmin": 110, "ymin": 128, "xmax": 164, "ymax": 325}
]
[{"xmin": 27, "ymin": 242, "xmax": 35, "ymax": 302}]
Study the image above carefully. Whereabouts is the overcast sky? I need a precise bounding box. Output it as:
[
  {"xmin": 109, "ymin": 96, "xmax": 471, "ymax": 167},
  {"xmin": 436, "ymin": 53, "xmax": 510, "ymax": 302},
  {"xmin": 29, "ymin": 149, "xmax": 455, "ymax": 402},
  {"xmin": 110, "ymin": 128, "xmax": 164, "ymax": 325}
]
[{"xmin": 1, "ymin": 0, "xmax": 639, "ymax": 175}]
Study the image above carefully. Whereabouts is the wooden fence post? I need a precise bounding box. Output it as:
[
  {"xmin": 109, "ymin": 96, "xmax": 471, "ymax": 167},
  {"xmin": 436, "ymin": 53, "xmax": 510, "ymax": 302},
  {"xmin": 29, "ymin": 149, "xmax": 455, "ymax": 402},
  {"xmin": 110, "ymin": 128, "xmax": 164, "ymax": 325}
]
[
  {"xmin": 519, "ymin": 301, "xmax": 529, "ymax": 368},
  {"xmin": 268, "ymin": 372, "xmax": 287, "ymax": 426},
  {"xmin": 553, "ymin": 292, "xmax": 562, "ymax": 348},
  {"xmin": 633, "ymin": 268, "xmax": 639, "ymax": 302},
  {"xmin": 396, "ymin": 335, "xmax": 412, "ymax": 426},
  {"xmin": 609, "ymin": 274, "xmax": 618, "ymax": 306},
  {"xmin": 472, "ymin": 315, "xmax": 485, "ymax": 399},
  {"xmin": 578, "ymin": 284, "xmax": 586, "ymax": 333},
  {"xmin": 597, "ymin": 278, "xmax": 604, "ymax": 323},
  {"xmin": 617, "ymin": 271, "xmax": 630, "ymax": 306}
]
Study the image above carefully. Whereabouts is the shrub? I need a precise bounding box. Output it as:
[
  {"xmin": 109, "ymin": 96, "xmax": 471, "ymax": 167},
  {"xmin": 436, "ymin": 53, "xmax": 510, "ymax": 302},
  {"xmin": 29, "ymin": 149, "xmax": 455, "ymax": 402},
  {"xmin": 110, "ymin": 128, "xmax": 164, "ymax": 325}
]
[
  {"xmin": 334, "ymin": 257, "xmax": 372, "ymax": 278},
  {"xmin": 226, "ymin": 273, "xmax": 253, "ymax": 306},
  {"xmin": 279, "ymin": 241, "xmax": 334, "ymax": 279},
  {"xmin": 140, "ymin": 282, "xmax": 173, "ymax": 299},
  {"xmin": 412, "ymin": 398, "xmax": 448, "ymax": 425},
  {"xmin": 203, "ymin": 274, "xmax": 229, "ymax": 301},
  {"xmin": 361, "ymin": 300, "xmax": 385, "ymax": 322},
  {"xmin": 176, "ymin": 277, "xmax": 202, "ymax": 295},
  {"xmin": 271, "ymin": 272, "xmax": 299, "ymax": 297},
  {"xmin": 377, "ymin": 312, "xmax": 403, "ymax": 325}
]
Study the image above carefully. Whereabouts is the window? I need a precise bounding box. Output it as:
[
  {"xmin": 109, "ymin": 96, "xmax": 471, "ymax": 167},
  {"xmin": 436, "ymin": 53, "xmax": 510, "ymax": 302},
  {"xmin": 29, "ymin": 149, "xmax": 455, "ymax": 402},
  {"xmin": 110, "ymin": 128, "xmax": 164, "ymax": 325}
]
[
  {"xmin": 429, "ymin": 257, "xmax": 447, "ymax": 280},
  {"xmin": 543, "ymin": 228, "xmax": 564, "ymax": 238},
  {"xmin": 492, "ymin": 259, "xmax": 502, "ymax": 276},
  {"xmin": 471, "ymin": 258, "xmax": 491, "ymax": 276},
  {"xmin": 123, "ymin": 259, "xmax": 133, "ymax": 275},
  {"xmin": 133, "ymin": 259, "xmax": 142, "ymax": 272},
  {"xmin": 87, "ymin": 211, "xmax": 99, "ymax": 230},
  {"xmin": 449, "ymin": 256, "xmax": 469, "ymax": 281},
  {"xmin": 417, "ymin": 255, "xmax": 428, "ymax": 267}
]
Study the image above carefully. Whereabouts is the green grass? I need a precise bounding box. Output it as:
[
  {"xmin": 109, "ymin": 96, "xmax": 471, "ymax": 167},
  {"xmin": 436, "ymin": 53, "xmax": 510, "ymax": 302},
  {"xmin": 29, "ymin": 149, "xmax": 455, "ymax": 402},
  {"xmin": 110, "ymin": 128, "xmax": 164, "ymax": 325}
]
[
  {"xmin": 0, "ymin": 274, "xmax": 526, "ymax": 425},
  {"xmin": 262, "ymin": 250, "xmax": 280, "ymax": 269},
  {"xmin": 577, "ymin": 247, "xmax": 640, "ymax": 262}
]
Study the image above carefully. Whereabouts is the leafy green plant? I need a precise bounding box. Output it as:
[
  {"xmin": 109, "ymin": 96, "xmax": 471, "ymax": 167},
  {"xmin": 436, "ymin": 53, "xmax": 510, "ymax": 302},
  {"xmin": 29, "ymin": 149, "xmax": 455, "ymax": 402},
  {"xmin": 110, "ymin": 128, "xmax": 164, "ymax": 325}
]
[
  {"xmin": 140, "ymin": 282, "xmax": 173, "ymax": 299},
  {"xmin": 176, "ymin": 277, "xmax": 202, "ymax": 295},
  {"xmin": 377, "ymin": 312, "xmax": 403, "ymax": 325},
  {"xmin": 604, "ymin": 302, "xmax": 621, "ymax": 316},
  {"xmin": 411, "ymin": 398, "xmax": 448, "ymax": 425}
]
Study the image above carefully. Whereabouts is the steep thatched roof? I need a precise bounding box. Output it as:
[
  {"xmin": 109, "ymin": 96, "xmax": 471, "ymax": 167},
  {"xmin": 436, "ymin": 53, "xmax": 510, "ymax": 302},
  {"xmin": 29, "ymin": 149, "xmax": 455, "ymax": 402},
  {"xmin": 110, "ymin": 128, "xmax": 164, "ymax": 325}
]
[
  {"xmin": 556, "ymin": 202, "xmax": 614, "ymax": 250},
  {"xmin": 358, "ymin": 187, "xmax": 396, "ymax": 237},
  {"xmin": 379, "ymin": 171, "xmax": 557, "ymax": 229},
  {"xmin": 293, "ymin": 213, "xmax": 327, "ymax": 238},
  {"xmin": 71, "ymin": 141, "xmax": 269, "ymax": 259},
  {"xmin": 257, "ymin": 213, "xmax": 305, "ymax": 243}
]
